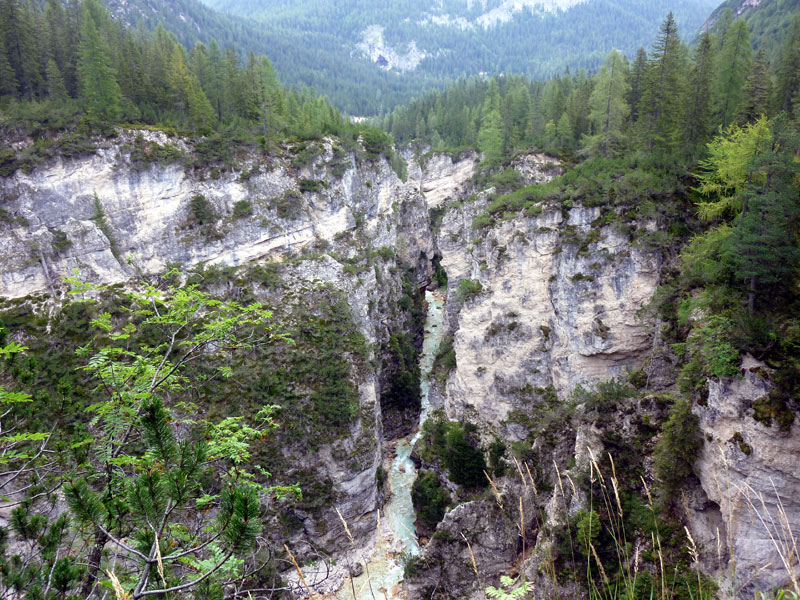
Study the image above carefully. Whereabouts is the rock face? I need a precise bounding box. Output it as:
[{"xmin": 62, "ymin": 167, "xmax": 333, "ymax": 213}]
[
  {"xmin": 693, "ymin": 367, "xmax": 800, "ymax": 596},
  {"xmin": 2, "ymin": 139, "xmax": 796, "ymax": 599},
  {"xmin": 435, "ymin": 176, "xmax": 660, "ymax": 437},
  {"xmin": 405, "ymin": 150, "xmax": 479, "ymax": 208},
  {"xmin": 0, "ymin": 132, "xmax": 430, "ymax": 299},
  {"xmin": 0, "ymin": 130, "xmax": 434, "ymax": 558}
]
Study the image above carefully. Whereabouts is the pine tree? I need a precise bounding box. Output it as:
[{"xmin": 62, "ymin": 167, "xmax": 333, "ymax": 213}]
[
  {"xmin": 582, "ymin": 50, "xmax": 630, "ymax": 158},
  {"xmin": 77, "ymin": 1, "xmax": 122, "ymax": 119},
  {"xmin": 684, "ymin": 32, "xmax": 715, "ymax": 149},
  {"xmin": 714, "ymin": 19, "xmax": 752, "ymax": 130},
  {"xmin": 724, "ymin": 190, "xmax": 800, "ymax": 315},
  {"xmin": 639, "ymin": 13, "xmax": 686, "ymax": 153},
  {"xmin": 738, "ymin": 48, "xmax": 771, "ymax": 125}
]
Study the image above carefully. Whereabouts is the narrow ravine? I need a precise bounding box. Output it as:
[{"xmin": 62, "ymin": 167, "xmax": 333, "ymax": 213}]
[{"xmin": 349, "ymin": 290, "xmax": 445, "ymax": 600}]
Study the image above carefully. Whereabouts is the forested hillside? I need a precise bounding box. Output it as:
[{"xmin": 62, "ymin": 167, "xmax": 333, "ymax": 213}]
[
  {"xmin": 699, "ymin": 0, "xmax": 800, "ymax": 62},
  {"xmin": 200, "ymin": 0, "xmax": 720, "ymax": 114},
  {"xmin": 384, "ymin": 12, "xmax": 800, "ymax": 161},
  {"xmin": 0, "ymin": 0, "xmax": 402, "ymax": 177}
]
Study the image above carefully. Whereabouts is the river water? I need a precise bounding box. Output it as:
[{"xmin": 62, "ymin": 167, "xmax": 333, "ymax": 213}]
[{"xmin": 348, "ymin": 290, "xmax": 445, "ymax": 600}]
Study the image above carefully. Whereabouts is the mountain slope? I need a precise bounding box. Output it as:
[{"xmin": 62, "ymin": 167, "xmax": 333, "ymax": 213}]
[
  {"xmin": 699, "ymin": 0, "xmax": 800, "ymax": 61},
  {"xmin": 195, "ymin": 0, "xmax": 720, "ymax": 114}
]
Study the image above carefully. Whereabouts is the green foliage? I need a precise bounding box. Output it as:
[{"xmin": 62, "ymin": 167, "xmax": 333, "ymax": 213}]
[
  {"xmin": 582, "ymin": 50, "xmax": 630, "ymax": 159},
  {"xmin": 431, "ymin": 336, "xmax": 456, "ymax": 383},
  {"xmin": 575, "ymin": 508, "xmax": 600, "ymax": 557},
  {"xmin": 418, "ymin": 412, "xmax": 487, "ymax": 489},
  {"xmin": 455, "ymin": 279, "xmax": 483, "ymax": 303},
  {"xmin": 654, "ymin": 398, "xmax": 702, "ymax": 504},
  {"xmin": 129, "ymin": 134, "xmax": 183, "ymax": 168},
  {"xmin": 411, "ymin": 470, "xmax": 451, "ymax": 530},
  {"xmin": 91, "ymin": 195, "xmax": 119, "ymax": 258},
  {"xmin": 188, "ymin": 194, "xmax": 218, "ymax": 228},
  {"xmin": 487, "ymin": 576, "xmax": 533, "ymax": 600},
  {"xmin": 232, "ymin": 200, "xmax": 254, "ymax": 218}
]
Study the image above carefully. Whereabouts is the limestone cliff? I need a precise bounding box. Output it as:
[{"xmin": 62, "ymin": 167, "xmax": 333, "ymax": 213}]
[{"xmin": 0, "ymin": 129, "xmax": 433, "ymax": 559}]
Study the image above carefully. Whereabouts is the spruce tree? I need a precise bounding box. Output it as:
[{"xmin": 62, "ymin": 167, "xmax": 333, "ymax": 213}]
[
  {"xmin": 45, "ymin": 58, "xmax": 67, "ymax": 101},
  {"xmin": 774, "ymin": 15, "xmax": 800, "ymax": 118},
  {"xmin": 639, "ymin": 13, "xmax": 686, "ymax": 153},
  {"xmin": 627, "ymin": 47, "xmax": 647, "ymax": 122},
  {"xmin": 583, "ymin": 49, "xmax": 630, "ymax": 158},
  {"xmin": 0, "ymin": 26, "xmax": 17, "ymax": 97},
  {"xmin": 714, "ymin": 19, "xmax": 752, "ymax": 130},
  {"xmin": 738, "ymin": 48, "xmax": 771, "ymax": 125},
  {"xmin": 684, "ymin": 32, "xmax": 715, "ymax": 150},
  {"xmin": 77, "ymin": 1, "xmax": 122, "ymax": 119}
]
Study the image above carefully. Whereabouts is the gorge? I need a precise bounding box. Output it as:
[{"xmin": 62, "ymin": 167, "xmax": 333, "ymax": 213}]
[{"xmin": 0, "ymin": 130, "xmax": 797, "ymax": 599}]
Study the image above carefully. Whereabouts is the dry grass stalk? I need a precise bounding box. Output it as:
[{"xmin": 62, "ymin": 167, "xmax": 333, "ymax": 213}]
[
  {"xmin": 589, "ymin": 543, "xmax": 610, "ymax": 585},
  {"xmin": 461, "ymin": 532, "xmax": 479, "ymax": 578},
  {"xmin": 553, "ymin": 460, "xmax": 565, "ymax": 500},
  {"xmin": 154, "ymin": 532, "xmax": 166, "ymax": 587},
  {"xmin": 284, "ymin": 544, "xmax": 312, "ymax": 596},
  {"xmin": 684, "ymin": 526, "xmax": 699, "ymax": 564},
  {"xmin": 739, "ymin": 480, "xmax": 800, "ymax": 594},
  {"xmin": 336, "ymin": 507, "xmax": 356, "ymax": 546},
  {"xmin": 485, "ymin": 470, "xmax": 504, "ymax": 509},
  {"xmin": 105, "ymin": 569, "xmax": 130, "ymax": 600},
  {"xmin": 524, "ymin": 462, "xmax": 538, "ymax": 496},
  {"xmin": 513, "ymin": 455, "xmax": 525, "ymax": 483},
  {"xmin": 608, "ymin": 454, "xmax": 623, "ymax": 518},
  {"xmin": 519, "ymin": 496, "xmax": 526, "ymax": 561}
]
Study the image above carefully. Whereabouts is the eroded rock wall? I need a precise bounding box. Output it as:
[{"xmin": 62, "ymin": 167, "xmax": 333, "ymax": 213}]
[{"xmin": 0, "ymin": 131, "xmax": 434, "ymax": 558}]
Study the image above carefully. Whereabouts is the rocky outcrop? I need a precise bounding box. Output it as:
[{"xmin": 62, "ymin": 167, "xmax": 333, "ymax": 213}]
[
  {"xmin": 435, "ymin": 177, "xmax": 660, "ymax": 437},
  {"xmin": 692, "ymin": 366, "xmax": 800, "ymax": 596},
  {"xmin": 405, "ymin": 151, "xmax": 479, "ymax": 208},
  {"xmin": 0, "ymin": 130, "xmax": 434, "ymax": 559}
]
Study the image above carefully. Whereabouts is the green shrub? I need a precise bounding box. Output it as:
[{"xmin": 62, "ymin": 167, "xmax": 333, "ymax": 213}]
[
  {"xmin": 0, "ymin": 147, "xmax": 18, "ymax": 177},
  {"xmin": 188, "ymin": 195, "xmax": 217, "ymax": 226},
  {"xmin": 299, "ymin": 178, "xmax": 324, "ymax": 193},
  {"xmin": 653, "ymin": 398, "xmax": 702, "ymax": 505},
  {"xmin": 411, "ymin": 470, "xmax": 450, "ymax": 529},
  {"xmin": 232, "ymin": 200, "xmax": 253, "ymax": 218},
  {"xmin": 442, "ymin": 424, "xmax": 487, "ymax": 487},
  {"xmin": 455, "ymin": 279, "xmax": 483, "ymax": 303},
  {"xmin": 129, "ymin": 134, "xmax": 182, "ymax": 167},
  {"xmin": 432, "ymin": 337, "xmax": 456, "ymax": 383},
  {"xmin": 752, "ymin": 395, "xmax": 795, "ymax": 432},
  {"xmin": 627, "ymin": 369, "xmax": 648, "ymax": 389},
  {"xmin": 275, "ymin": 190, "xmax": 302, "ymax": 219}
]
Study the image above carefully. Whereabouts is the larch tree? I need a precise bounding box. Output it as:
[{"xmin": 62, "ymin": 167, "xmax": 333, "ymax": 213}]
[
  {"xmin": 77, "ymin": 0, "xmax": 122, "ymax": 119},
  {"xmin": 713, "ymin": 18, "xmax": 752, "ymax": 130},
  {"xmin": 477, "ymin": 79, "xmax": 505, "ymax": 164},
  {"xmin": 45, "ymin": 58, "xmax": 68, "ymax": 101},
  {"xmin": 583, "ymin": 49, "xmax": 630, "ymax": 158}
]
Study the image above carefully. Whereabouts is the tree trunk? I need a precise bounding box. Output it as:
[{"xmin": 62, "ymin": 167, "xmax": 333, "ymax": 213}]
[
  {"xmin": 81, "ymin": 527, "xmax": 109, "ymax": 598},
  {"xmin": 748, "ymin": 274, "xmax": 757, "ymax": 316}
]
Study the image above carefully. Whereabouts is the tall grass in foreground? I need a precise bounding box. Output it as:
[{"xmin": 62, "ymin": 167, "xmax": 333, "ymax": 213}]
[{"xmin": 481, "ymin": 449, "xmax": 799, "ymax": 600}]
